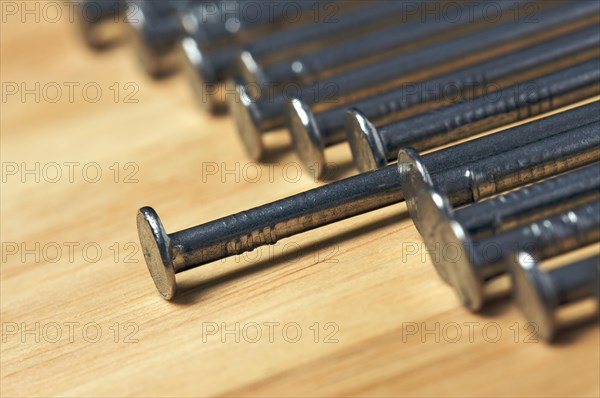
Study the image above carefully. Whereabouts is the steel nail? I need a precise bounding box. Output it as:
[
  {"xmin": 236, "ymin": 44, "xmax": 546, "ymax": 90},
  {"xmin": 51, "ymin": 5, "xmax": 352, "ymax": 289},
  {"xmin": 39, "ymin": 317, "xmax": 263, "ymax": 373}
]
[
  {"xmin": 416, "ymin": 193, "xmax": 599, "ymax": 312},
  {"xmin": 126, "ymin": 0, "xmax": 191, "ymax": 77},
  {"xmin": 229, "ymin": 1, "xmax": 599, "ymax": 160},
  {"xmin": 178, "ymin": 0, "xmax": 339, "ymax": 112},
  {"xmin": 243, "ymin": 0, "xmax": 507, "ymax": 87},
  {"xmin": 398, "ymin": 120, "xmax": 600, "ymax": 242},
  {"xmin": 237, "ymin": 0, "xmax": 419, "ymax": 86},
  {"xmin": 453, "ymin": 163, "xmax": 600, "ymax": 237},
  {"xmin": 286, "ymin": 25, "xmax": 600, "ymax": 177},
  {"xmin": 178, "ymin": 39, "xmax": 233, "ymax": 114},
  {"xmin": 397, "ymin": 128, "xmax": 600, "ymax": 309},
  {"xmin": 509, "ymin": 253, "xmax": 600, "ymax": 341},
  {"xmin": 138, "ymin": 115, "xmax": 598, "ymax": 299},
  {"xmin": 347, "ymin": 58, "xmax": 600, "ymax": 172}
]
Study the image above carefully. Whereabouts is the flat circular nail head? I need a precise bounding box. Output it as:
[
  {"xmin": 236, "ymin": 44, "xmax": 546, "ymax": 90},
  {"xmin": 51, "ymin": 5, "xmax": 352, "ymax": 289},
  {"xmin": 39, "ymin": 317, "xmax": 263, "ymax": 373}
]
[
  {"xmin": 229, "ymin": 79, "xmax": 264, "ymax": 160},
  {"xmin": 439, "ymin": 219, "xmax": 485, "ymax": 311},
  {"xmin": 287, "ymin": 98, "xmax": 326, "ymax": 178},
  {"xmin": 239, "ymin": 50, "xmax": 269, "ymax": 87},
  {"xmin": 126, "ymin": 11, "xmax": 178, "ymax": 77},
  {"xmin": 509, "ymin": 252, "xmax": 556, "ymax": 341},
  {"xmin": 397, "ymin": 148, "xmax": 439, "ymax": 236},
  {"xmin": 137, "ymin": 207, "xmax": 176, "ymax": 300},
  {"xmin": 178, "ymin": 37, "xmax": 223, "ymax": 113},
  {"xmin": 397, "ymin": 149, "xmax": 454, "ymax": 284},
  {"xmin": 345, "ymin": 110, "xmax": 387, "ymax": 172}
]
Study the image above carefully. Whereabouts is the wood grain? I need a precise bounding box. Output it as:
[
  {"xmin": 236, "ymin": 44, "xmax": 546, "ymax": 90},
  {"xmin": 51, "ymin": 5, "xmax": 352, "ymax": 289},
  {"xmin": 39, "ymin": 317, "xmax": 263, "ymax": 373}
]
[{"xmin": 1, "ymin": 13, "xmax": 599, "ymax": 398}]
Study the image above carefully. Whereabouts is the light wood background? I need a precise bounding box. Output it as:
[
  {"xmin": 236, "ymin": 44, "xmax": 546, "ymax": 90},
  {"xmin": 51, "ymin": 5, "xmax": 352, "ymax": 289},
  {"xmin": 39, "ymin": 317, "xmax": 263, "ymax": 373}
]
[{"xmin": 1, "ymin": 11, "xmax": 599, "ymax": 398}]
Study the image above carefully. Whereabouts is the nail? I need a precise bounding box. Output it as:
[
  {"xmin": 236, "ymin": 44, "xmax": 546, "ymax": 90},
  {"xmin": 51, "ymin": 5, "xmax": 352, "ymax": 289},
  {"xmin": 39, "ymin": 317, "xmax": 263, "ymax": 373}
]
[
  {"xmin": 426, "ymin": 196, "xmax": 599, "ymax": 311},
  {"xmin": 287, "ymin": 25, "xmax": 600, "ymax": 176},
  {"xmin": 77, "ymin": 0, "xmax": 127, "ymax": 49},
  {"xmin": 238, "ymin": 0, "xmax": 417, "ymax": 86},
  {"xmin": 137, "ymin": 166, "xmax": 402, "ymax": 300},
  {"xmin": 398, "ymin": 134, "xmax": 600, "ymax": 309},
  {"xmin": 510, "ymin": 253, "xmax": 600, "ymax": 341},
  {"xmin": 243, "ymin": 0, "xmax": 505, "ymax": 86},
  {"xmin": 178, "ymin": 0, "xmax": 331, "ymax": 112},
  {"xmin": 454, "ymin": 163, "xmax": 600, "ymax": 236},
  {"xmin": 398, "ymin": 120, "xmax": 600, "ymax": 242},
  {"xmin": 127, "ymin": 1, "xmax": 190, "ymax": 77},
  {"xmin": 230, "ymin": 1, "xmax": 598, "ymax": 160},
  {"xmin": 180, "ymin": 0, "xmax": 271, "ymax": 49},
  {"xmin": 178, "ymin": 39, "xmax": 233, "ymax": 114},
  {"xmin": 347, "ymin": 58, "xmax": 600, "ymax": 172},
  {"xmin": 138, "ymin": 116, "xmax": 597, "ymax": 299}
]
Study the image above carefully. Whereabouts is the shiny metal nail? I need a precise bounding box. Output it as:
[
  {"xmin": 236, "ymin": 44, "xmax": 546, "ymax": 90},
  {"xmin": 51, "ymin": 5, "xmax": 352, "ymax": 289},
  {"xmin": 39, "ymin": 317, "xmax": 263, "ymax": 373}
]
[
  {"xmin": 397, "ymin": 125, "xmax": 600, "ymax": 310},
  {"xmin": 398, "ymin": 120, "xmax": 600, "ymax": 244},
  {"xmin": 127, "ymin": 0, "xmax": 191, "ymax": 77},
  {"xmin": 178, "ymin": 0, "xmax": 337, "ymax": 112},
  {"xmin": 347, "ymin": 58, "xmax": 600, "ymax": 172},
  {"xmin": 230, "ymin": 2, "xmax": 599, "ymax": 160},
  {"xmin": 242, "ymin": 0, "xmax": 514, "ymax": 87},
  {"xmin": 510, "ymin": 253, "xmax": 600, "ymax": 341},
  {"xmin": 138, "ymin": 116, "xmax": 598, "ymax": 299},
  {"xmin": 287, "ymin": 25, "xmax": 600, "ymax": 177},
  {"xmin": 238, "ymin": 0, "xmax": 421, "ymax": 86},
  {"xmin": 411, "ymin": 193, "xmax": 599, "ymax": 312},
  {"xmin": 454, "ymin": 163, "xmax": 600, "ymax": 237}
]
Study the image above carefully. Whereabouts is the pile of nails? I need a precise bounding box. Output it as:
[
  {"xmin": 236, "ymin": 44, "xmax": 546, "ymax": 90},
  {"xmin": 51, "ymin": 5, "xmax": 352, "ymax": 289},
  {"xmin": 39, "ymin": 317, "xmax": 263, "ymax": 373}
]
[{"xmin": 80, "ymin": 0, "xmax": 600, "ymax": 342}]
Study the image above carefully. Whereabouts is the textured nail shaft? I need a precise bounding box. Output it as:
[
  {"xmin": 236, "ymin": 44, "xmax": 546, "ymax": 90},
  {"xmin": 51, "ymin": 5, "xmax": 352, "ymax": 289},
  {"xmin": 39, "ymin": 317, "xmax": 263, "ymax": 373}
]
[
  {"xmin": 454, "ymin": 163, "xmax": 600, "ymax": 235},
  {"xmin": 138, "ymin": 114, "xmax": 597, "ymax": 299},
  {"xmin": 510, "ymin": 252, "xmax": 599, "ymax": 340},
  {"xmin": 348, "ymin": 58, "xmax": 600, "ymax": 171},
  {"xmin": 398, "ymin": 120, "xmax": 600, "ymax": 249},
  {"xmin": 231, "ymin": 1, "xmax": 599, "ymax": 159},
  {"xmin": 549, "ymin": 256, "xmax": 598, "ymax": 305},
  {"xmin": 238, "ymin": 0, "xmax": 420, "ymax": 85},
  {"xmin": 251, "ymin": 0, "xmax": 515, "ymax": 85},
  {"xmin": 429, "ymin": 121, "xmax": 600, "ymax": 207},
  {"xmin": 287, "ymin": 25, "xmax": 600, "ymax": 175},
  {"xmin": 473, "ymin": 201, "xmax": 600, "ymax": 281},
  {"xmin": 180, "ymin": 0, "xmax": 328, "ymax": 84}
]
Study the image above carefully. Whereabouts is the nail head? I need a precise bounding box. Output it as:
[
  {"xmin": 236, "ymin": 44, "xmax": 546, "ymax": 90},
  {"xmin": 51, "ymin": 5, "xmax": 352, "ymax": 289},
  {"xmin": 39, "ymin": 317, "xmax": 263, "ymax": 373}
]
[{"xmin": 137, "ymin": 207, "xmax": 176, "ymax": 300}]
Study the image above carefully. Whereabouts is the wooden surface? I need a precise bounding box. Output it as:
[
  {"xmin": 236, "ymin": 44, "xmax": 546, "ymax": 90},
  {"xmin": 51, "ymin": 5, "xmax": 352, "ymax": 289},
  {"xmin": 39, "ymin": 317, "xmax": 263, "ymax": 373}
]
[{"xmin": 1, "ymin": 13, "xmax": 599, "ymax": 398}]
